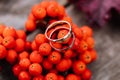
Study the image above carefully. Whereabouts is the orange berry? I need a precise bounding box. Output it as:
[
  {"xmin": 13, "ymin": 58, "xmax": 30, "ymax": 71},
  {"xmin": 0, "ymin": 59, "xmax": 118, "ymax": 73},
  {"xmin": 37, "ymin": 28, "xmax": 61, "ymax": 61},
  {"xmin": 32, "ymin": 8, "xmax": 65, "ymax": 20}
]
[
  {"xmin": 58, "ymin": 5, "xmax": 65, "ymax": 19},
  {"xmin": 39, "ymin": 43, "xmax": 52, "ymax": 56},
  {"xmin": 47, "ymin": 3, "xmax": 59, "ymax": 17},
  {"xmin": 18, "ymin": 71, "xmax": 31, "ymax": 80},
  {"xmin": 28, "ymin": 13, "xmax": 36, "ymax": 21},
  {"xmin": 73, "ymin": 60, "xmax": 86, "ymax": 75},
  {"xmin": 89, "ymin": 49, "xmax": 97, "ymax": 61},
  {"xmin": 12, "ymin": 64, "xmax": 21, "ymax": 77},
  {"xmin": 81, "ymin": 26, "xmax": 93, "ymax": 39},
  {"xmin": 15, "ymin": 39, "xmax": 25, "ymax": 52},
  {"xmin": 56, "ymin": 59, "xmax": 70, "ymax": 72},
  {"xmin": 33, "ymin": 75, "xmax": 44, "ymax": 80},
  {"xmin": 62, "ymin": 16, "xmax": 72, "ymax": 25},
  {"xmin": 32, "ymin": 6, "xmax": 46, "ymax": 19},
  {"xmin": 25, "ymin": 19, "xmax": 36, "ymax": 32},
  {"xmin": 31, "ymin": 40, "xmax": 39, "ymax": 50},
  {"xmin": 35, "ymin": 34, "xmax": 48, "ymax": 46},
  {"xmin": 79, "ymin": 51, "xmax": 92, "ymax": 64},
  {"xmin": 19, "ymin": 58, "xmax": 31, "ymax": 70},
  {"xmin": 71, "ymin": 38, "xmax": 80, "ymax": 50},
  {"xmin": 66, "ymin": 74, "xmax": 80, "ymax": 80},
  {"xmin": 6, "ymin": 49, "xmax": 18, "ymax": 64},
  {"xmin": 57, "ymin": 29, "xmax": 70, "ymax": 44},
  {"xmin": 86, "ymin": 37, "xmax": 95, "ymax": 49},
  {"xmin": 18, "ymin": 51, "xmax": 29, "ymax": 60},
  {"xmin": 48, "ymin": 51, "xmax": 61, "ymax": 64},
  {"xmin": 78, "ymin": 40, "xmax": 88, "ymax": 53},
  {"xmin": 16, "ymin": 30, "xmax": 26, "ymax": 41},
  {"xmin": 51, "ymin": 42, "xmax": 62, "ymax": 49},
  {"xmin": 43, "ymin": 59, "xmax": 53, "ymax": 70},
  {"xmin": 29, "ymin": 50, "xmax": 43, "ymax": 63},
  {"xmin": 67, "ymin": 59, "xmax": 72, "ymax": 69},
  {"xmin": 0, "ymin": 36, "xmax": 3, "ymax": 44},
  {"xmin": 64, "ymin": 49, "xmax": 73, "ymax": 59},
  {"xmin": 29, "ymin": 63, "xmax": 42, "ymax": 76},
  {"xmin": 2, "ymin": 36, "xmax": 16, "ymax": 49},
  {"xmin": 0, "ymin": 24, "xmax": 6, "ymax": 35},
  {"xmin": 73, "ymin": 27, "xmax": 82, "ymax": 39},
  {"xmin": 57, "ymin": 30, "xmax": 68, "ymax": 39},
  {"xmin": 25, "ymin": 41, "xmax": 32, "ymax": 52},
  {"xmin": 81, "ymin": 69, "xmax": 92, "ymax": 80},
  {"xmin": 0, "ymin": 45, "xmax": 7, "ymax": 59},
  {"xmin": 3, "ymin": 27, "xmax": 17, "ymax": 38},
  {"xmin": 45, "ymin": 73, "xmax": 58, "ymax": 80},
  {"xmin": 58, "ymin": 75, "xmax": 65, "ymax": 80},
  {"xmin": 39, "ymin": 1, "xmax": 50, "ymax": 9}
]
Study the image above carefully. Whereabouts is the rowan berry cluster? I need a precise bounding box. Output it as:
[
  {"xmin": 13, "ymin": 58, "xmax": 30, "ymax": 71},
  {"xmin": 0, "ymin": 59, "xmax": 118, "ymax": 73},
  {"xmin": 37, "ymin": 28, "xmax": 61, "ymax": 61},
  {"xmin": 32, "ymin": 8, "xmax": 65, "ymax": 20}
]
[{"xmin": 0, "ymin": 0, "xmax": 97, "ymax": 80}]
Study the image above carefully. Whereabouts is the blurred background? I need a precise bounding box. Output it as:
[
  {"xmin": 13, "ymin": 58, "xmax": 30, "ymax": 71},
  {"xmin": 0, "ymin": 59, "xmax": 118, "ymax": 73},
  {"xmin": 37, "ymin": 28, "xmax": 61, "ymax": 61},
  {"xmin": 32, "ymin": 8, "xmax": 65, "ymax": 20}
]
[{"xmin": 0, "ymin": 0, "xmax": 120, "ymax": 80}]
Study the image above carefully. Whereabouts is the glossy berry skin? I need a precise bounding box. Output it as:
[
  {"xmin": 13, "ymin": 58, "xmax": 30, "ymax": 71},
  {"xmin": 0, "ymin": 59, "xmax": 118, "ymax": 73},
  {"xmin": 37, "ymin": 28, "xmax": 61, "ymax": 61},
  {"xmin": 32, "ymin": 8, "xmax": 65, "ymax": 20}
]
[
  {"xmin": 12, "ymin": 64, "xmax": 21, "ymax": 77},
  {"xmin": 39, "ymin": 43, "xmax": 52, "ymax": 56},
  {"xmin": 29, "ymin": 63, "xmax": 42, "ymax": 76},
  {"xmin": 31, "ymin": 40, "xmax": 39, "ymax": 50},
  {"xmin": 79, "ymin": 51, "xmax": 92, "ymax": 64},
  {"xmin": 44, "ymin": 73, "xmax": 58, "ymax": 80},
  {"xmin": 6, "ymin": 49, "xmax": 18, "ymax": 64},
  {"xmin": 58, "ymin": 75, "xmax": 65, "ymax": 80},
  {"xmin": 66, "ymin": 74, "xmax": 81, "ymax": 80},
  {"xmin": 78, "ymin": 40, "xmax": 88, "ymax": 53},
  {"xmin": 71, "ymin": 38, "xmax": 80, "ymax": 50},
  {"xmin": 64, "ymin": 49, "xmax": 73, "ymax": 59},
  {"xmin": 86, "ymin": 37, "xmax": 95, "ymax": 49},
  {"xmin": 25, "ymin": 19, "xmax": 36, "ymax": 32},
  {"xmin": 18, "ymin": 51, "xmax": 29, "ymax": 60},
  {"xmin": 35, "ymin": 34, "xmax": 48, "ymax": 46},
  {"xmin": 81, "ymin": 26, "xmax": 93, "ymax": 40},
  {"xmin": 2, "ymin": 36, "xmax": 16, "ymax": 49},
  {"xmin": 19, "ymin": 58, "xmax": 31, "ymax": 70},
  {"xmin": 29, "ymin": 50, "xmax": 43, "ymax": 63},
  {"xmin": 2, "ymin": 27, "xmax": 17, "ymax": 38},
  {"xmin": 16, "ymin": 30, "xmax": 26, "ymax": 41},
  {"xmin": 18, "ymin": 71, "xmax": 31, "ymax": 80},
  {"xmin": 33, "ymin": 75, "xmax": 44, "ymax": 80},
  {"xmin": 0, "ymin": 36, "xmax": 3, "ymax": 44},
  {"xmin": 73, "ymin": 60, "xmax": 86, "ymax": 75},
  {"xmin": 47, "ymin": 4, "xmax": 59, "ymax": 17},
  {"xmin": 43, "ymin": 59, "xmax": 53, "ymax": 70},
  {"xmin": 32, "ymin": 5, "xmax": 46, "ymax": 19},
  {"xmin": 89, "ymin": 49, "xmax": 97, "ymax": 61},
  {"xmin": 51, "ymin": 42, "xmax": 62, "ymax": 49},
  {"xmin": 73, "ymin": 27, "xmax": 82, "ymax": 39},
  {"xmin": 0, "ymin": 45, "xmax": 7, "ymax": 59},
  {"xmin": 81, "ymin": 69, "xmax": 92, "ymax": 80},
  {"xmin": 15, "ymin": 39, "xmax": 25, "ymax": 52},
  {"xmin": 39, "ymin": 1, "xmax": 49, "ymax": 9},
  {"xmin": 48, "ymin": 51, "xmax": 61, "ymax": 64},
  {"xmin": 25, "ymin": 41, "xmax": 32, "ymax": 52},
  {"xmin": 57, "ymin": 30, "xmax": 70, "ymax": 44},
  {"xmin": 0, "ymin": 24, "xmax": 6, "ymax": 35},
  {"xmin": 56, "ymin": 59, "xmax": 71, "ymax": 72}
]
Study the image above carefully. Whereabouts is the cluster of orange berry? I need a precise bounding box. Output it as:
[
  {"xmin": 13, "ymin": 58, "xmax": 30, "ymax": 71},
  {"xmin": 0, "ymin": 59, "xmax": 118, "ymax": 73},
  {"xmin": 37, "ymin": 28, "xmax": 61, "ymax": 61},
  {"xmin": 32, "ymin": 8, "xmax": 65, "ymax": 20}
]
[{"xmin": 0, "ymin": 0, "xmax": 97, "ymax": 80}]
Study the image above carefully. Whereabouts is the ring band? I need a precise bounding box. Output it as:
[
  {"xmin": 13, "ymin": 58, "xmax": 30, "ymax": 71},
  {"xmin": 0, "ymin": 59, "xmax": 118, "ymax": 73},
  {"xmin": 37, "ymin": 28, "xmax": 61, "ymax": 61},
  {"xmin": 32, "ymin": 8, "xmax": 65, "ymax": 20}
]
[
  {"xmin": 49, "ymin": 27, "xmax": 71, "ymax": 43},
  {"xmin": 49, "ymin": 32, "xmax": 75, "ymax": 51},
  {"xmin": 45, "ymin": 20, "xmax": 72, "ymax": 43}
]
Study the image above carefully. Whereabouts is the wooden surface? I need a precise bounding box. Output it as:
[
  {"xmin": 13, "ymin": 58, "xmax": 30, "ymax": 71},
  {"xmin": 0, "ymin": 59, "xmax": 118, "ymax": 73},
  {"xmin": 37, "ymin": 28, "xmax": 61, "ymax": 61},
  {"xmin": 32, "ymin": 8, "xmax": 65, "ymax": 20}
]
[{"xmin": 0, "ymin": 0, "xmax": 120, "ymax": 80}]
